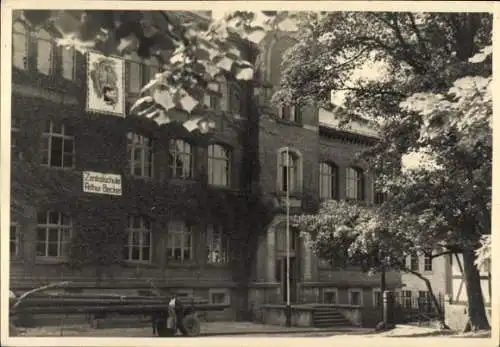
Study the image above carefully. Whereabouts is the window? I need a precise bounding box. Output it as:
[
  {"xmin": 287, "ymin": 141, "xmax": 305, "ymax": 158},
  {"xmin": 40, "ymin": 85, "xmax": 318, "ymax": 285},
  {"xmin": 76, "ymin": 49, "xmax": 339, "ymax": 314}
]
[
  {"xmin": 323, "ymin": 289, "xmax": 338, "ymax": 304},
  {"xmin": 318, "ymin": 257, "xmax": 332, "ymax": 268},
  {"xmin": 204, "ymin": 81, "xmax": 221, "ymax": 110},
  {"xmin": 36, "ymin": 211, "xmax": 72, "ymax": 258},
  {"xmin": 278, "ymin": 149, "xmax": 301, "ymax": 194},
  {"xmin": 276, "ymin": 227, "xmax": 296, "ymax": 253},
  {"xmin": 13, "ymin": 21, "xmax": 28, "ymax": 70},
  {"xmin": 346, "ymin": 167, "xmax": 364, "ymax": 200},
  {"xmin": 319, "ymin": 162, "xmax": 338, "ymax": 199},
  {"xmin": 402, "ymin": 290, "xmax": 412, "ymax": 308},
  {"xmin": 209, "ymin": 289, "xmax": 230, "ymax": 305},
  {"xmin": 279, "ymin": 105, "xmax": 301, "ymax": 123},
  {"xmin": 10, "ymin": 223, "xmax": 20, "ymax": 257},
  {"xmin": 228, "ymin": 83, "xmax": 241, "ymax": 115},
  {"xmin": 166, "ymin": 220, "xmax": 192, "ymax": 262},
  {"xmin": 123, "ymin": 216, "xmax": 152, "ymax": 263},
  {"xmin": 206, "ymin": 224, "xmax": 229, "ymax": 265},
  {"xmin": 11, "ymin": 115, "xmax": 21, "ymax": 161},
  {"xmin": 40, "ymin": 120, "xmax": 75, "ymax": 168},
  {"xmin": 409, "ymin": 254, "xmax": 419, "ymax": 271},
  {"xmin": 373, "ymin": 289, "xmax": 382, "ymax": 308},
  {"xmin": 61, "ymin": 47, "xmax": 75, "ymax": 80},
  {"xmin": 208, "ymin": 144, "xmax": 231, "ymax": 187},
  {"xmin": 348, "ymin": 288, "xmax": 363, "ymax": 306},
  {"xmin": 169, "ymin": 139, "xmax": 194, "ymax": 179},
  {"xmin": 127, "ymin": 60, "xmax": 142, "ymax": 94},
  {"xmin": 36, "ymin": 29, "xmax": 53, "ymax": 75},
  {"xmin": 145, "ymin": 57, "xmax": 160, "ymax": 82},
  {"xmin": 424, "ymin": 254, "xmax": 433, "ymax": 271},
  {"xmin": 374, "ymin": 191, "xmax": 387, "ymax": 205},
  {"xmin": 127, "ymin": 133, "xmax": 153, "ymax": 178}
]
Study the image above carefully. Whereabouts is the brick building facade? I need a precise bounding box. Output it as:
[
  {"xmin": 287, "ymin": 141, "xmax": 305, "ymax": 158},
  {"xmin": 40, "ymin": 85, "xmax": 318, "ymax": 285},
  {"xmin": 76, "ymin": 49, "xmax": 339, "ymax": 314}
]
[{"xmin": 9, "ymin": 11, "xmax": 401, "ymax": 323}]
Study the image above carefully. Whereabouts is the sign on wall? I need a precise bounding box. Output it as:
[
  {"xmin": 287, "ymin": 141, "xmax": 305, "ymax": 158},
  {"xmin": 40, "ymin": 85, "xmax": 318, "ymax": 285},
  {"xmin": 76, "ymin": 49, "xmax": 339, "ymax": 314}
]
[
  {"xmin": 83, "ymin": 171, "xmax": 122, "ymax": 196},
  {"xmin": 86, "ymin": 52, "xmax": 125, "ymax": 117}
]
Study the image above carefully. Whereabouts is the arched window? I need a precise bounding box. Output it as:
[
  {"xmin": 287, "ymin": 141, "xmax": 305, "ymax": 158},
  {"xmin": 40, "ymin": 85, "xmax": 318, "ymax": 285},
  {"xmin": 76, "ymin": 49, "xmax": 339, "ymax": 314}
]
[
  {"xmin": 208, "ymin": 143, "xmax": 231, "ymax": 187},
  {"xmin": 13, "ymin": 22, "xmax": 28, "ymax": 70},
  {"xmin": 169, "ymin": 139, "xmax": 194, "ymax": 179},
  {"xmin": 346, "ymin": 167, "xmax": 365, "ymax": 201},
  {"xmin": 278, "ymin": 148, "xmax": 302, "ymax": 194},
  {"xmin": 36, "ymin": 29, "xmax": 53, "ymax": 75},
  {"xmin": 319, "ymin": 162, "xmax": 338, "ymax": 200}
]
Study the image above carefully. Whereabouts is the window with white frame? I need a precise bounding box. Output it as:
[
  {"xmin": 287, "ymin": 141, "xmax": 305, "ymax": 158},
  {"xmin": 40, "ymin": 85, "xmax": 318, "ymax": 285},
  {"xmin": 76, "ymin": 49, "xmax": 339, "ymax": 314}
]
[
  {"xmin": 348, "ymin": 288, "xmax": 363, "ymax": 306},
  {"xmin": 278, "ymin": 149, "xmax": 301, "ymax": 194},
  {"xmin": 208, "ymin": 144, "xmax": 231, "ymax": 187},
  {"xmin": 424, "ymin": 254, "xmax": 433, "ymax": 271},
  {"xmin": 13, "ymin": 21, "xmax": 28, "ymax": 70},
  {"xmin": 206, "ymin": 224, "xmax": 229, "ymax": 265},
  {"xmin": 319, "ymin": 162, "xmax": 338, "ymax": 199},
  {"xmin": 10, "ymin": 223, "xmax": 21, "ymax": 257},
  {"xmin": 166, "ymin": 220, "xmax": 192, "ymax": 262},
  {"xmin": 40, "ymin": 120, "xmax": 75, "ymax": 168},
  {"xmin": 36, "ymin": 28, "xmax": 53, "ymax": 75},
  {"xmin": 209, "ymin": 288, "xmax": 230, "ymax": 305},
  {"xmin": 346, "ymin": 167, "xmax": 364, "ymax": 200},
  {"xmin": 169, "ymin": 139, "xmax": 194, "ymax": 179},
  {"xmin": 61, "ymin": 46, "xmax": 75, "ymax": 80},
  {"xmin": 204, "ymin": 82, "xmax": 221, "ymax": 110},
  {"xmin": 372, "ymin": 289, "xmax": 382, "ymax": 307},
  {"xmin": 402, "ymin": 290, "xmax": 412, "ymax": 308},
  {"xmin": 36, "ymin": 211, "xmax": 72, "ymax": 258},
  {"xmin": 127, "ymin": 133, "xmax": 154, "ymax": 178},
  {"xmin": 124, "ymin": 215, "xmax": 152, "ymax": 262},
  {"xmin": 323, "ymin": 288, "xmax": 338, "ymax": 304}
]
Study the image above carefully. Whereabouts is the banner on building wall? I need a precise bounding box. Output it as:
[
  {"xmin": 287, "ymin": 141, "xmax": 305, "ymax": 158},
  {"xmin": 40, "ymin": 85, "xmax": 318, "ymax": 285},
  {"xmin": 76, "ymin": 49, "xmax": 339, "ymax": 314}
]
[
  {"xmin": 86, "ymin": 52, "xmax": 125, "ymax": 117},
  {"xmin": 83, "ymin": 171, "xmax": 122, "ymax": 196}
]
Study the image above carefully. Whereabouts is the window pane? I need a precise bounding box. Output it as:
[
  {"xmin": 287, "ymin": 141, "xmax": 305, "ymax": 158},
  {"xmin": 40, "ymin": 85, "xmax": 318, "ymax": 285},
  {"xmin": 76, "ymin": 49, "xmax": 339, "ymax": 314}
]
[
  {"xmin": 50, "ymin": 137, "xmax": 63, "ymax": 167},
  {"xmin": 131, "ymin": 247, "xmax": 140, "ymax": 260},
  {"xmin": 37, "ymin": 212, "xmax": 47, "ymax": 224},
  {"xmin": 13, "ymin": 31, "xmax": 27, "ymax": 70},
  {"xmin": 47, "ymin": 242, "xmax": 58, "ymax": 256},
  {"xmin": 142, "ymin": 247, "xmax": 150, "ymax": 261},
  {"xmin": 36, "ymin": 242, "xmax": 46, "ymax": 256},
  {"xmin": 48, "ymin": 212, "xmax": 59, "ymax": 224},
  {"xmin": 61, "ymin": 47, "xmax": 75, "ymax": 80},
  {"xmin": 37, "ymin": 38, "xmax": 52, "ymax": 75},
  {"xmin": 128, "ymin": 62, "xmax": 141, "ymax": 93}
]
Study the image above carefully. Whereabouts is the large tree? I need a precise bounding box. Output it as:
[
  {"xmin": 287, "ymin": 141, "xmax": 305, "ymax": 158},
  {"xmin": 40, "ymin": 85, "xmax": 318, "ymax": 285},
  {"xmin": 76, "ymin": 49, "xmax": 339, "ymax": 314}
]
[
  {"xmin": 278, "ymin": 12, "xmax": 492, "ymax": 331},
  {"xmin": 292, "ymin": 200, "xmax": 450, "ymax": 328}
]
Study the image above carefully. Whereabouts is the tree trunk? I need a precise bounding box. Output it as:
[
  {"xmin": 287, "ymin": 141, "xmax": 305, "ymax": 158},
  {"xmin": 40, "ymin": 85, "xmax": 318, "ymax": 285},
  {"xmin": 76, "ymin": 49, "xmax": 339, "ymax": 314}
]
[{"xmin": 462, "ymin": 249, "xmax": 490, "ymax": 331}]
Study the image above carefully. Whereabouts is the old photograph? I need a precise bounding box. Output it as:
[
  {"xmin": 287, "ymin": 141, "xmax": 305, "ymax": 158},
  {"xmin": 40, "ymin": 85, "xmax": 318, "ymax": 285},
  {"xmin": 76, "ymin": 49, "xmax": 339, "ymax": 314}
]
[{"xmin": 2, "ymin": 2, "xmax": 495, "ymax": 344}]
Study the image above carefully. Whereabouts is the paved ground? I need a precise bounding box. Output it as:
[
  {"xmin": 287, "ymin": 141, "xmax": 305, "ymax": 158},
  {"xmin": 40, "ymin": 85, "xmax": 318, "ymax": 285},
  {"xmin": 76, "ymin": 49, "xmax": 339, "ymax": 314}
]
[
  {"xmin": 14, "ymin": 322, "xmax": 491, "ymax": 338},
  {"xmin": 16, "ymin": 321, "xmax": 372, "ymax": 337}
]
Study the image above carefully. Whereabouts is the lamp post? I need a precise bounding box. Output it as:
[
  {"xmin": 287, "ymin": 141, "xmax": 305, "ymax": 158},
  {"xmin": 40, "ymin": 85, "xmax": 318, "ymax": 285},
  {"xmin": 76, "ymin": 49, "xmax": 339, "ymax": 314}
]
[{"xmin": 285, "ymin": 147, "xmax": 291, "ymax": 327}]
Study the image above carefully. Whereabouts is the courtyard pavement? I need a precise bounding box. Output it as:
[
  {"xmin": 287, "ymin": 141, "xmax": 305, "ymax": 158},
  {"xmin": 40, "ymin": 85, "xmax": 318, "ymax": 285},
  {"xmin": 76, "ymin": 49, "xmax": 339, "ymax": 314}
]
[{"xmin": 16, "ymin": 321, "xmax": 373, "ymax": 337}]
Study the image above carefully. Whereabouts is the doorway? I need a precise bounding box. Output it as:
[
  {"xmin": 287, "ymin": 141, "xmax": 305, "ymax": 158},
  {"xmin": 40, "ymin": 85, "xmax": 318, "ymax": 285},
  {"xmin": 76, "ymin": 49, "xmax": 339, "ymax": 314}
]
[{"xmin": 276, "ymin": 256, "xmax": 298, "ymax": 303}]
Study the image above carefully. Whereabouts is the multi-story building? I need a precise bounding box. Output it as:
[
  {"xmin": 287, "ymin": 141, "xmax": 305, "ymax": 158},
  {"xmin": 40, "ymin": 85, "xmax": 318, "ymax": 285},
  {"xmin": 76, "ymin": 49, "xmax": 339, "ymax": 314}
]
[{"xmin": 9, "ymin": 10, "xmax": 400, "ymax": 324}]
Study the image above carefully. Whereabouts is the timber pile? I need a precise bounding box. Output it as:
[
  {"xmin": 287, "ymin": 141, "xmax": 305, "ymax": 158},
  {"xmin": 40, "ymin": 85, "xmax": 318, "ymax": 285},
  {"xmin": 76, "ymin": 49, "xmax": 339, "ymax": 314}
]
[{"xmin": 11, "ymin": 292, "xmax": 228, "ymax": 316}]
